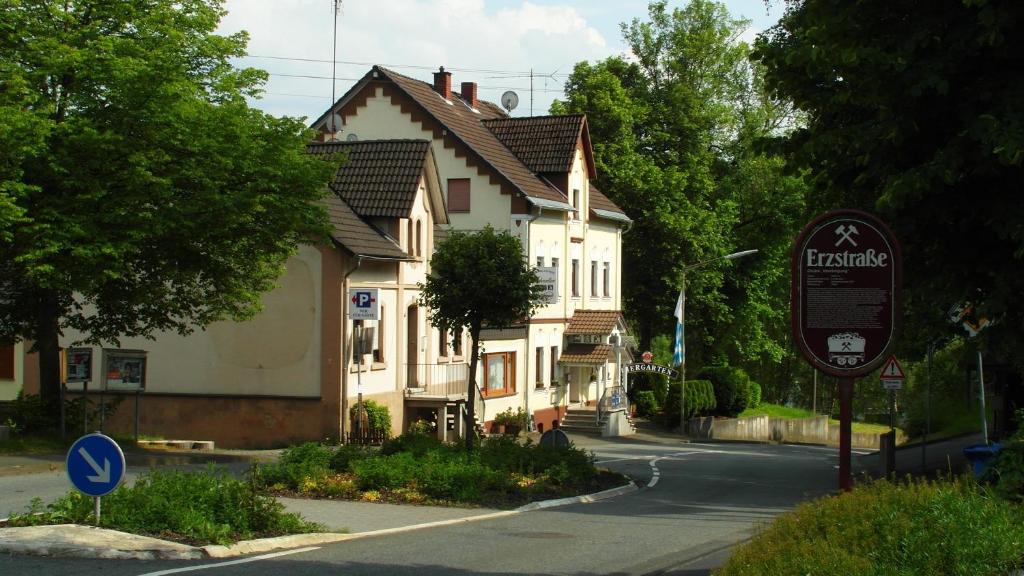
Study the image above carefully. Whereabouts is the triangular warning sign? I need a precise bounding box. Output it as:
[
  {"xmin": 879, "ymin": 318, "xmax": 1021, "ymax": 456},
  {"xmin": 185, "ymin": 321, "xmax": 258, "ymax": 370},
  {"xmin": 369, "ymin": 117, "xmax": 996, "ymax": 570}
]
[{"xmin": 880, "ymin": 355, "xmax": 905, "ymax": 379}]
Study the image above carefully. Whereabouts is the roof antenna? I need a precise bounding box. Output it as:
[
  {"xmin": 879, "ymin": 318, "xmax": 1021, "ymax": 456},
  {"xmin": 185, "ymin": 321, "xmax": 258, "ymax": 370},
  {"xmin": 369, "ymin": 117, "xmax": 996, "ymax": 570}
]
[{"xmin": 329, "ymin": 1, "xmax": 343, "ymax": 140}]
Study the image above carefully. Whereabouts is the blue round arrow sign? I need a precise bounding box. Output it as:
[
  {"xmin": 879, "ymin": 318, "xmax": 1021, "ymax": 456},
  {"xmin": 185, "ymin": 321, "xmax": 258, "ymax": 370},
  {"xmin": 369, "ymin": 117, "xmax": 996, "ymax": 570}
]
[{"xmin": 66, "ymin": 433, "xmax": 126, "ymax": 497}]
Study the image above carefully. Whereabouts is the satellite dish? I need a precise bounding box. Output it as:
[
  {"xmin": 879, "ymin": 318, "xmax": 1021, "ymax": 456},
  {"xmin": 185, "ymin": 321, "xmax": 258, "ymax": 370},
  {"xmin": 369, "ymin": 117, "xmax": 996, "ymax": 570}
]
[
  {"xmin": 328, "ymin": 113, "xmax": 343, "ymax": 132},
  {"xmin": 346, "ymin": 133, "xmax": 359, "ymax": 142},
  {"xmin": 501, "ymin": 91, "xmax": 519, "ymax": 113}
]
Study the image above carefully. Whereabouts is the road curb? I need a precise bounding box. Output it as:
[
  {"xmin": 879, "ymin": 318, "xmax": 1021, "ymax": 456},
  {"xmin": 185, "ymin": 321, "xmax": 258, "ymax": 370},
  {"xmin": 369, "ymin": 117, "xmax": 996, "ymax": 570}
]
[{"xmin": 0, "ymin": 482, "xmax": 639, "ymax": 559}]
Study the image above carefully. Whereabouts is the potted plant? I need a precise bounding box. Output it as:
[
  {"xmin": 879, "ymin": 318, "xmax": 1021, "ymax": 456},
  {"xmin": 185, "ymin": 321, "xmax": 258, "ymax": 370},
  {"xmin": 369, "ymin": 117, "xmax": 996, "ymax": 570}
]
[{"xmin": 493, "ymin": 407, "xmax": 528, "ymax": 436}]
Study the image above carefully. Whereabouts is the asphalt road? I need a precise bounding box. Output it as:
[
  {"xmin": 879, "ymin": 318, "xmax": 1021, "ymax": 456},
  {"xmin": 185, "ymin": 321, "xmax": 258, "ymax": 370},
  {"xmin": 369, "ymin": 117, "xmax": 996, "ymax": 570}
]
[{"xmin": 0, "ymin": 436, "xmax": 838, "ymax": 575}]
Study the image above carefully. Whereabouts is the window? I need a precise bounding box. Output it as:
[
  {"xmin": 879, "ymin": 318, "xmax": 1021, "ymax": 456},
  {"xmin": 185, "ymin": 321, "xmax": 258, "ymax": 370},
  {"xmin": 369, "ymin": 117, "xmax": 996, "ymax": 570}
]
[
  {"xmin": 571, "ymin": 259, "xmax": 580, "ymax": 298},
  {"xmin": 603, "ymin": 262, "xmax": 610, "ymax": 297},
  {"xmin": 590, "ymin": 260, "xmax": 598, "ymax": 297},
  {"xmin": 448, "ymin": 178, "xmax": 471, "ymax": 212},
  {"xmin": 415, "ymin": 220, "xmax": 422, "ymax": 257},
  {"xmin": 438, "ymin": 328, "xmax": 449, "ymax": 357},
  {"xmin": 352, "ymin": 308, "xmax": 384, "ymax": 365},
  {"xmin": 550, "ymin": 346, "xmax": 559, "ymax": 385},
  {"xmin": 483, "ymin": 351, "xmax": 515, "ymax": 397},
  {"xmin": 0, "ymin": 345, "xmax": 13, "ymax": 380},
  {"xmin": 571, "ymin": 188, "xmax": 580, "ymax": 220},
  {"xmin": 535, "ymin": 347, "xmax": 544, "ymax": 388},
  {"xmin": 536, "ymin": 256, "xmax": 544, "ymax": 267},
  {"xmin": 551, "ymin": 257, "xmax": 559, "ymax": 301},
  {"xmin": 374, "ymin": 306, "xmax": 384, "ymax": 363},
  {"xmin": 407, "ymin": 219, "xmax": 413, "ymax": 254},
  {"xmin": 452, "ymin": 328, "xmax": 463, "ymax": 357}
]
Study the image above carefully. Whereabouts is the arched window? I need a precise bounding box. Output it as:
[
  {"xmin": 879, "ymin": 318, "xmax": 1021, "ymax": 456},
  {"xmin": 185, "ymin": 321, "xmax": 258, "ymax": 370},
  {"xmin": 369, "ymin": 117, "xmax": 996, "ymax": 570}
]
[{"xmin": 415, "ymin": 219, "xmax": 422, "ymax": 257}]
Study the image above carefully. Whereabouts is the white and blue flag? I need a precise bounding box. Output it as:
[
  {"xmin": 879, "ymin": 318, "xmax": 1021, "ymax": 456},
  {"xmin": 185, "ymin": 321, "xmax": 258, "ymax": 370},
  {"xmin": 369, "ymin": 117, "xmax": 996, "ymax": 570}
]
[{"xmin": 673, "ymin": 290, "xmax": 685, "ymax": 367}]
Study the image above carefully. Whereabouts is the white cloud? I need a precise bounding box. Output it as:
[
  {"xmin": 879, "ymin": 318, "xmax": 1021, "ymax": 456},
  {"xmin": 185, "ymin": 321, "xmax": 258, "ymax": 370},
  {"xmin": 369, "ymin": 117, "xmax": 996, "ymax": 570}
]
[{"xmin": 220, "ymin": 0, "xmax": 610, "ymax": 120}]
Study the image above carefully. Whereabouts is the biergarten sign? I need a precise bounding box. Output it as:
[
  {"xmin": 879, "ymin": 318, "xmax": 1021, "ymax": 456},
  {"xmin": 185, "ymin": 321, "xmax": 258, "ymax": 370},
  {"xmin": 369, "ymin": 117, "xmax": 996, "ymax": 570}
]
[
  {"xmin": 792, "ymin": 209, "xmax": 902, "ymax": 377},
  {"xmin": 625, "ymin": 363, "xmax": 678, "ymax": 378}
]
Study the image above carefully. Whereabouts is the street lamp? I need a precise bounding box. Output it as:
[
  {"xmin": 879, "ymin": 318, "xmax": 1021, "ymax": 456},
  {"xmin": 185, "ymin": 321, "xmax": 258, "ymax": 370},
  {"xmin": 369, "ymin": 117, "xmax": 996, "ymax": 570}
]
[{"xmin": 678, "ymin": 249, "xmax": 758, "ymax": 432}]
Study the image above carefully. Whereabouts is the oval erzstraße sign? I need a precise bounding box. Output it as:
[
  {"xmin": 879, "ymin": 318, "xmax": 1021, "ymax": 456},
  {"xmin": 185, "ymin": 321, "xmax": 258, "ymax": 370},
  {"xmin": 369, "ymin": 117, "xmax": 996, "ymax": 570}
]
[{"xmin": 791, "ymin": 210, "xmax": 902, "ymax": 377}]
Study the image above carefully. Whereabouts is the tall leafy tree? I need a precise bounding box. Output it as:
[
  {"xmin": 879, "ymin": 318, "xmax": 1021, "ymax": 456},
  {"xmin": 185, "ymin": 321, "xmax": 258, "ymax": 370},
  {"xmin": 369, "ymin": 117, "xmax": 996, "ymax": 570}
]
[
  {"xmin": 418, "ymin": 226, "xmax": 545, "ymax": 451},
  {"xmin": 0, "ymin": 0, "xmax": 335, "ymax": 406},
  {"xmin": 753, "ymin": 0, "xmax": 1024, "ymax": 370},
  {"xmin": 554, "ymin": 1, "xmax": 807, "ymax": 387}
]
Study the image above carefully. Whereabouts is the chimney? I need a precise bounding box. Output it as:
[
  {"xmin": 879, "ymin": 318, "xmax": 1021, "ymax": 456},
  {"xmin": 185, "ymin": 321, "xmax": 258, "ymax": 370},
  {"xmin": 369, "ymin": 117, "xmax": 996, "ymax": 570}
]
[
  {"xmin": 432, "ymin": 66, "xmax": 452, "ymax": 100},
  {"xmin": 461, "ymin": 82, "xmax": 478, "ymax": 108}
]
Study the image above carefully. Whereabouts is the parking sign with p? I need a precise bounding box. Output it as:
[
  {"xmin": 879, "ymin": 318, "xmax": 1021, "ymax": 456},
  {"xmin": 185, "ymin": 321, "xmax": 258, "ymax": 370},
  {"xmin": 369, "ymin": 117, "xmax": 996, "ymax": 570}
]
[{"xmin": 349, "ymin": 288, "xmax": 380, "ymax": 320}]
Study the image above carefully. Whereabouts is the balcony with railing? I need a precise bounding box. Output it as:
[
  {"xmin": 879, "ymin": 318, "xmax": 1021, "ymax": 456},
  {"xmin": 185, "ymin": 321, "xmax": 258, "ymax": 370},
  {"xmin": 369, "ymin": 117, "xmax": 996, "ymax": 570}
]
[{"xmin": 405, "ymin": 363, "xmax": 470, "ymax": 401}]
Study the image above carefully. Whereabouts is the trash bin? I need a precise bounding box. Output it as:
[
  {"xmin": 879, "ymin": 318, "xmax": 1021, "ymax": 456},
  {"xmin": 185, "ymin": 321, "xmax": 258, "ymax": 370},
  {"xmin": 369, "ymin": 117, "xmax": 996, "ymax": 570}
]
[{"xmin": 963, "ymin": 443, "xmax": 1003, "ymax": 477}]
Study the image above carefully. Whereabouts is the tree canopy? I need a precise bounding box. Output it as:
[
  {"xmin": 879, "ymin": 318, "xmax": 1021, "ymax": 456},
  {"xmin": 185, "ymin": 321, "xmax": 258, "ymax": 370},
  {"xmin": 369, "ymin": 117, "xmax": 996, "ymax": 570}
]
[
  {"xmin": 553, "ymin": 0, "xmax": 807, "ymax": 384},
  {"xmin": 753, "ymin": 0, "xmax": 1024, "ymax": 368},
  {"xmin": 0, "ymin": 0, "xmax": 335, "ymax": 403},
  {"xmin": 418, "ymin": 225, "xmax": 545, "ymax": 449}
]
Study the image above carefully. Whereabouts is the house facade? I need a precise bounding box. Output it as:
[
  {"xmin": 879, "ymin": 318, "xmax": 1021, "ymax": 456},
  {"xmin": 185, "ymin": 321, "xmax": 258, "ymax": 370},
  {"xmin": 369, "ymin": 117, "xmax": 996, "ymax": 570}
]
[
  {"xmin": 0, "ymin": 342, "xmax": 23, "ymax": 402},
  {"xmin": 20, "ymin": 140, "xmax": 450, "ymax": 448},
  {"xmin": 311, "ymin": 66, "xmax": 633, "ymax": 433}
]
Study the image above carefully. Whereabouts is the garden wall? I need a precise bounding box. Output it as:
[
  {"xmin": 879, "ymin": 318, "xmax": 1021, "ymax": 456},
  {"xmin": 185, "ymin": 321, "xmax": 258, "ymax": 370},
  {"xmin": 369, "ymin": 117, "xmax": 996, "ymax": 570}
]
[{"xmin": 688, "ymin": 414, "xmax": 902, "ymax": 449}]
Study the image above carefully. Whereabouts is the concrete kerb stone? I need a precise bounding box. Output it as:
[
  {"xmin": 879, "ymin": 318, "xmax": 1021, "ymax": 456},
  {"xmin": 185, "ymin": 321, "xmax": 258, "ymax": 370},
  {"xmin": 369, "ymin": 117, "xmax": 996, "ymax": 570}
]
[{"xmin": 0, "ymin": 482, "xmax": 639, "ymax": 560}]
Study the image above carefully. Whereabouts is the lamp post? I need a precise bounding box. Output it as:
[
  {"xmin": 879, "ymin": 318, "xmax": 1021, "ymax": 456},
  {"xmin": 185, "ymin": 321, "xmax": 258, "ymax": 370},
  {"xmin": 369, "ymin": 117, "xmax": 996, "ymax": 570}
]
[{"xmin": 679, "ymin": 249, "xmax": 758, "ymax": 432}]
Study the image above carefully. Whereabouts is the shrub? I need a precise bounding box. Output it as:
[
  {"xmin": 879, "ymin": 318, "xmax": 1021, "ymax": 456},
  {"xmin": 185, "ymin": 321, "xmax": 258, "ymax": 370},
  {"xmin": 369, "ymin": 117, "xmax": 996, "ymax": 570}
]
[
  {"xmin": 258, "ymin": 442, "xmax": 333, "ymax": 488},
  {"xmin": 628, "ymin": 372, "xmax": 668, "ymax": 407},
  {"xmin": 330, "ymin": 443, "xmax": 376, "ymax": 473},
  {"xmin": 664, "ymin": 380, "xmax": 716, "ymax": 426},
  {"xmin": 380, "ymin": 431, "xmax": 444, "ymax": 457},
  {"xmin": 747, "ymin": 380, "xmax": 762, "ymax": 409},
  {"xmin": 6, "ymin": 467, "xmax": 323, "ymax": 545},
  {"xmin": 349, "ymin": 399, "xmax": 392, "ymax": 436},
  {"xmin": 717, "ymin": 477, "xmax": 1024, "ymax": 576},
  {"xmin": 634, "ymin": 390, "xmax": 658, "ymax": 417},
  {"xmin": 493, "ymin": 407, "xmax": 528, "ymax": 430},
  {"xmin": 987, "ymin": 417, "xmax": 1024, "ymax": 502},
  {"xmin": 351, "ymin": 452, "xmax": 419, "ymax": 490},
  {"xmin": 697, "ymin": 366, "xmax": 750, "ymax": 416}
]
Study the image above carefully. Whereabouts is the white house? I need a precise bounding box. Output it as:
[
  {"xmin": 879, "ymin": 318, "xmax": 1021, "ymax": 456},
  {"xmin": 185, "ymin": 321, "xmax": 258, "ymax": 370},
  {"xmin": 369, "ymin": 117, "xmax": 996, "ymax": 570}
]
[{"xmin": 311, "ymin": 66, "xmax": 633, "ymax": 433}]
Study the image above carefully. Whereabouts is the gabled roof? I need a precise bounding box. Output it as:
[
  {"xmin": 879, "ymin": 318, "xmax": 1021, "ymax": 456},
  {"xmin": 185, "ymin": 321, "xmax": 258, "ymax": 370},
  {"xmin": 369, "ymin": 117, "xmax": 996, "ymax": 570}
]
[
  {"xmin": 588, "ymin": 185, "xmax": 631, "ymax": 224},
  {"xmin": 564, "ymin": 310, "xmax": 625, "ymax": 335},
  {"xmin": 311, "ymin": 66, "xmax": 573, "ymax": 211},
  {"xmin": 308, "ymin": 139, "xmax": 432, "ymax": 218},
  {"xmin": 482, "ymin": 115, "xmax": 593, "ymax": 175}
]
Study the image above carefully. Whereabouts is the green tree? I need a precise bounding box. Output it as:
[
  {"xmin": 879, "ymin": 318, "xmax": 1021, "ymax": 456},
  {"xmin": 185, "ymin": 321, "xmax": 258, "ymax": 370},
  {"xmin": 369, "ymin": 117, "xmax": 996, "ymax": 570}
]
[
  {"xmin": 554, "ymin": 1, "xmax": 808, "ymax": 385},
  {"xmin": 753, "ymin": 0, "xmax": 1024, "ymax": 370},
  {"xmin": 418, "ymin": 226, "xmax": 545, "ymax": 450},
  {"xmin": 0, "ymin": 0, "xmax": 335, "ymax": 407}
]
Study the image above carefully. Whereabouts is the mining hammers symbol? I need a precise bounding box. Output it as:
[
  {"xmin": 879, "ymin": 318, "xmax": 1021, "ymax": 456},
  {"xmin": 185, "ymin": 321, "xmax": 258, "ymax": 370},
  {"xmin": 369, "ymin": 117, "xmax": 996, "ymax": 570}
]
[{"xmin": 835, "ymin": 224, "xmax": 859, "ymax": 247}]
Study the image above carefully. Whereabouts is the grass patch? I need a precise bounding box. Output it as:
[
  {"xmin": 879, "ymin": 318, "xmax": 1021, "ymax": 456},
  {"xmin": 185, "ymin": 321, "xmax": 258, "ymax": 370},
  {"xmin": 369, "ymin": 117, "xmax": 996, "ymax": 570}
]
[
  {"xmin": 0, "ymin": 435, "xmax": 67, "ymax": 455},
  {"xmin": 257, "ymin": 434, "xmax": 628, "ymax": 508},
  {"xmin": 738, "ymin": 403, "xmax": 904, "ymax": 436},
  {"xmin": 716, "ymin": 476, "xmax": 1024, "ymax": 576},
  {"xmin": 3, "ymin": 466, "xmax": 326, "ymax": 545}
]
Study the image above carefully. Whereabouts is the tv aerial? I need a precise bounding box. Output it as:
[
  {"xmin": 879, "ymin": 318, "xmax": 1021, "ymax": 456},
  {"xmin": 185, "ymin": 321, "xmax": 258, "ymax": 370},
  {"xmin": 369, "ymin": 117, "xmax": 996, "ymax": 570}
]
[{"xmin": 501, "ymin": 91, "xmax": 519, "ymax": 114}]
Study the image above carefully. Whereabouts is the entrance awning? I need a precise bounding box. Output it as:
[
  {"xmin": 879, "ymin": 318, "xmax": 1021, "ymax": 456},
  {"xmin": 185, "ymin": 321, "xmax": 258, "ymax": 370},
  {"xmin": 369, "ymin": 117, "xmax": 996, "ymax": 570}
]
[{"xmin": 557, "ymin": 344, "xmax": 612, "ymax": 366}]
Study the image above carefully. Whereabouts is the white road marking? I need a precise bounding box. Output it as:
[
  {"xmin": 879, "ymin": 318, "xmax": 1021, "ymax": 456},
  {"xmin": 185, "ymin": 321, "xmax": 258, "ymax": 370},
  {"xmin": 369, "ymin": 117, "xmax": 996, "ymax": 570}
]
[{"xmin": 135, "ymin": 546, "xmax": 321, "ymax": 576}]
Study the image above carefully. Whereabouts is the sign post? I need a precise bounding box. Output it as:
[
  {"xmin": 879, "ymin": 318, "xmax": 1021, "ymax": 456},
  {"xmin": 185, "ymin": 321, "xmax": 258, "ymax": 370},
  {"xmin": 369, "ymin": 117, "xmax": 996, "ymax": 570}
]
[
  {"xmin": 66, "ymin": 433, "xmax": 126, "ymax": 526},
  {"xmin": 792, "ymin": 210, "xmax": 901, "ymax": 491}
]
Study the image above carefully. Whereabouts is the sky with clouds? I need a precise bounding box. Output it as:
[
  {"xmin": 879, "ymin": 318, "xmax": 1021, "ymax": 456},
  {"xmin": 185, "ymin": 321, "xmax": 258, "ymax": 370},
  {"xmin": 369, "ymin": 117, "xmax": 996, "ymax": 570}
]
[{"xmin": 218, "ymin": 0, "xmax": 784, "ymax": 123}]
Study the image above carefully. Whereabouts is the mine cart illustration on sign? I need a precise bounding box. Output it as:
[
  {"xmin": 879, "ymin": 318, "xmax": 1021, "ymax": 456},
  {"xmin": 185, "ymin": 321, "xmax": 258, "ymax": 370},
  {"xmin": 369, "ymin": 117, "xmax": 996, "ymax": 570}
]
[{"xmin": 827, "ymin": 332, "xmax": 866, "ymax": 366}]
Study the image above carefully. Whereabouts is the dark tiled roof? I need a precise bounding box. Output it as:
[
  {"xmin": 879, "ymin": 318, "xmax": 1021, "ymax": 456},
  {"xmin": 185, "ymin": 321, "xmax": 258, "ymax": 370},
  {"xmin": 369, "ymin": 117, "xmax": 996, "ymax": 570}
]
[
  {"xmin": 308, "ymin": 139, "xmax": 431, "ymax": 218},
  {"xmin": 482, "ymin": 115, "xmax": 584, "ymax": 173},
  {"xmin": 322, "ymin": 194, "xmax": 409, "ymax": 259},
  {"xmin": 558, "ymin": 344, "xmax": 612, "ymax": 365},
  {"xmin": 588, "ymin": 185, "xmax": 629, "ymax": 220},
  {"xmin": 564, "ymin": 310, "xmax": 624, "ymax": 335},
  {"xmin": 376, "ymin": 67, "xmax": 569, "ymax": 205}
]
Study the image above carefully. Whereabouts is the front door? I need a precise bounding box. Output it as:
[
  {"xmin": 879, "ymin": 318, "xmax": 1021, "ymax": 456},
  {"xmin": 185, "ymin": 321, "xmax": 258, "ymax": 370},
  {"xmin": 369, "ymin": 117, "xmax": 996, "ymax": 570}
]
[
  {"xmin": 569, "ymin": 367, "xmax": 582, "ymax": 404},
  {"xmin": 407, "ymin": 305, "xmax": 419, "ymax": 387}
]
